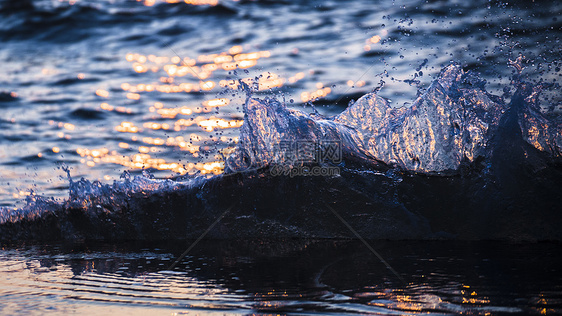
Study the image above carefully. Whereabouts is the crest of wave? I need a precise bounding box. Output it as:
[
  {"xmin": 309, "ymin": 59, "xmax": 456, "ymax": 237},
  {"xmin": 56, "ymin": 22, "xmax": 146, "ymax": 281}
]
[{"xmin": 227, "ymin": 64, "xmax": 561, "ymax": 174}]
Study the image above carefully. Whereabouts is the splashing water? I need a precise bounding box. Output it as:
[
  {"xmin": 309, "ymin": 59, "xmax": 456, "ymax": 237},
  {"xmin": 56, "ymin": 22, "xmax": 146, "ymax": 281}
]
[
  {"xmin": 229, "ymin": 64, "xmax": 561, "ymax": 174},
  {"xmin": 1, "ymin": 62, "xmax": 561, "ymax": 241},
  {"xmin": 1, "ymin": 2, "xmax": 562, "ymax": 314}
]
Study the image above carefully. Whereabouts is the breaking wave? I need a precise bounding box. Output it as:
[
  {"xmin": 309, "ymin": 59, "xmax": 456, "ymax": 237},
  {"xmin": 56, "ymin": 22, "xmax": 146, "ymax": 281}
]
[{"xmin": 1, "ymin": 63, "xmax": 561, "ymax": 241}]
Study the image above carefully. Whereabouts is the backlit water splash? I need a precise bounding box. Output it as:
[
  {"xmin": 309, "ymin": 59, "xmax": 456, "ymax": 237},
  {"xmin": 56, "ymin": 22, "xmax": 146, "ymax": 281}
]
[{"xmin": 1, "ymin": 0, "xmax": 560, "ymax": 207}]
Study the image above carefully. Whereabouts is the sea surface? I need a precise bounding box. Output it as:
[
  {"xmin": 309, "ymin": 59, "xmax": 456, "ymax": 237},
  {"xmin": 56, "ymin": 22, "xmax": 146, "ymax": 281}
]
[
  {"xmin": 1, "ymin": 0, "xmax": 562, "ymax": 314},
  {"xmin": 1, "ymin": 240, "xmax": 562, "ymax": 315},
  {"xmin": 1, "ymin": 0, "xmax": 560, "ymax": 207}
]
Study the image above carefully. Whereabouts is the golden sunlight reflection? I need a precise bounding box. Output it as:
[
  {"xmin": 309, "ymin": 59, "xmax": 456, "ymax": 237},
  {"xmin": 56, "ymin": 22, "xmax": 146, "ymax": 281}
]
[
  {"xmin": 95, "ymin": 89, "xmax": 109, "ymax": 98},
  {"xmin": 100, "ymin": 102, "xmax": 134, "ymax": 114},
  {"xmin": 81, "ymin": 44, "xmax": 265, "ymax": 177},
  {"xmin": 128, "ymin": 48, "xmax": 271, "ymax": 83},
  {"xmin": 301, "ymin": 87, "xmax": 332, "ymax": 103},
  {"xmin": 362, "ymin": 283, "xmax": 494, "ymax": 313},
  {"xmin": 77, "ymin": 147, "xmax": 224, "ymax": 175},
  {"xmin": 71, "ymin": 35, "xmax": 378, "ymax": 182},
  {"xmin": 48, "ymin": 120, "xmax": 76, "ymax": 131},
  {"xmin": 198, "ymin": 117, "xmax": 244, "ymax": 132},
  {"xmin": 219, "ymin": 71, "xmax": 300, "ymax": 91},
  {"xmin": 364, "ymin": 29, "xmax": 388, "ymax": 51},
  {"xmin": 202, "ymin": 98, "xmax": 229, "ymax": 107},
  {"xmin": 115, "ymin": 122, "xmax": 141, "ymax": 133}
]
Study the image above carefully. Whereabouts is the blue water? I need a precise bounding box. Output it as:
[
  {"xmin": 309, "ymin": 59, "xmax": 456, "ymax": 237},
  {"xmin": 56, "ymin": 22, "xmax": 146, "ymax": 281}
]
[
  {"xmin": 1, "ymin": 0, "xmax": 562, "ymax": 314},
  {"xmin": 1, "ymin": 0, "xmax": 560, "ymax": 207}
]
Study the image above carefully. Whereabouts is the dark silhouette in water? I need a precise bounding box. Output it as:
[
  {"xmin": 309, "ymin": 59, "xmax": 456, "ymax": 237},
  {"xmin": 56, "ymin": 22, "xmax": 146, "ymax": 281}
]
[{"xmin": 0, "ymin": 64, "xmax": 560, "ymax": 241}]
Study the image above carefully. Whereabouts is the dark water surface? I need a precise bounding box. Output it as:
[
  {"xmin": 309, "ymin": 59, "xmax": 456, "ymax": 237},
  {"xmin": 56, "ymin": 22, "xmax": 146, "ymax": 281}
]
[{"xmin": 1, "ymin": 240, "xmax": 562, "ymax": 315}]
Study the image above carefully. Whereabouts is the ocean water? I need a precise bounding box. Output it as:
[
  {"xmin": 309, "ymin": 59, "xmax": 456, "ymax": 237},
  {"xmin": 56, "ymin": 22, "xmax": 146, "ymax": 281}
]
[
  {"xmin": 1, "ymin": 0, "xmax": 560, "ymax": 207},
  {"xmin": 1, "ymin": 240, "xmax": 562, "ymax": 315},
  {"xmin": 1, "ymin": 0, "xmax": 562, "ymax": 314}
]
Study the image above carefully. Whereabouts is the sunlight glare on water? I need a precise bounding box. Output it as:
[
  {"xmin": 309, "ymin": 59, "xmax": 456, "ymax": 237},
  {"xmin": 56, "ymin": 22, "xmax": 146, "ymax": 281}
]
[{"xmin": 7, "ymin": 0, "xmax": 548, "ymax": 206}]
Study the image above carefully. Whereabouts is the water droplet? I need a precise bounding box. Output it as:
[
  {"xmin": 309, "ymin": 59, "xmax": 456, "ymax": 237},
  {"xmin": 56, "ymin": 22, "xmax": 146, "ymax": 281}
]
[{"xmin": 412, "ymin": 158, "xmax": 420, "ymax": 170}]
